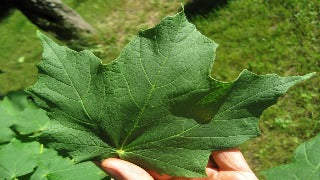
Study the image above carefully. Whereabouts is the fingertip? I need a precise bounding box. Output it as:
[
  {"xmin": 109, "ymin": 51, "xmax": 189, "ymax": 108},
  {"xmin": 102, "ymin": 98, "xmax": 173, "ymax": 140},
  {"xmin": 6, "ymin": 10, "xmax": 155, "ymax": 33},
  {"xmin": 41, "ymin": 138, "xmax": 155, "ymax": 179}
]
[
  {"xmin": 206, "ymin": 167, "xmax": 218, "ymax": 179},
  {"xmin": 212, "ymin": 148, "xmax": 252, "ymax": 172},
  {"xmin": 101, "ymin": 158, "xmax": 154, "ymax": 180},
  {"xmin": 147, "ymin": 170, "xmax": 172, "ymax": 180},
  {"xmin": 101, "ymin": 158, "xmax": 119, "ymax": 168},
  {"xmin": 100, "ymin": 158, "xmax": 123, "ymax": 179}
]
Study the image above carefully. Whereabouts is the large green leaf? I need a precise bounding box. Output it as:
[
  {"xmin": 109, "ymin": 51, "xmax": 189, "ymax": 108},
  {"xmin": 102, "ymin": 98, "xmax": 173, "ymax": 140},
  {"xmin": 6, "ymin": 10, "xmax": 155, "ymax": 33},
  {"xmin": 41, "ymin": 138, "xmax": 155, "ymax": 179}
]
[
  {"xmin": 262, "ymin": 133, "xmax": 320, "ymax": 180},
  {"xmin": 28, "ymin": 12, "xmax": 314, "ymax": 177}
]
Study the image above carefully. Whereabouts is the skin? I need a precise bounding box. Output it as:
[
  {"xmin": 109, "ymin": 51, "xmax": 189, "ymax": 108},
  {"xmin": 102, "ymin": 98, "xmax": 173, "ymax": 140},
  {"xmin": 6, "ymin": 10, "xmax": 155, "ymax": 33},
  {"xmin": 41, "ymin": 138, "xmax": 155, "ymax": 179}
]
[{"xmin": 101, "ymin": 148, "xmax": 258, "ymax": 180}]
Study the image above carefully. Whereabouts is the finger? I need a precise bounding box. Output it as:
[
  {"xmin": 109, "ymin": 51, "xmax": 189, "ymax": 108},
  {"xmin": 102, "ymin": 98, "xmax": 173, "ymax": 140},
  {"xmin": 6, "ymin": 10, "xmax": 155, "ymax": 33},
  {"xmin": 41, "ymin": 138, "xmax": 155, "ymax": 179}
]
[
  {"xmin": 101, "ymin": 158, "xmax": 154, "ymax": 180},
  {"xmin": 212, "ymin": 148, "xmax": 252, "ymax": 172},
  {"xmin": 168, "ymin": 167, "xmax": 218, "ymax": 180},
  {"xmin": 147, "ymin": 170, "xmax": 172, "ymax": 180},
  {"xmin": 205, "ymin": 167, "xmax": 218, "ymax": 180},
  {"xmin": 216, "ymin": 171, "xmax": 258, "ymax": 180}
]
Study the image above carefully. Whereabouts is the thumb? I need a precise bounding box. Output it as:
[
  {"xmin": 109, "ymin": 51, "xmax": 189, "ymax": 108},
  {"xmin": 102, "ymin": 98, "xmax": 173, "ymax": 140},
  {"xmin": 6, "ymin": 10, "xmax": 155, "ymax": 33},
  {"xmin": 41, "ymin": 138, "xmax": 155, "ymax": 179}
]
[{"xmin": 101, "ymin": 158, "xmax": 154, "ymax": 180}]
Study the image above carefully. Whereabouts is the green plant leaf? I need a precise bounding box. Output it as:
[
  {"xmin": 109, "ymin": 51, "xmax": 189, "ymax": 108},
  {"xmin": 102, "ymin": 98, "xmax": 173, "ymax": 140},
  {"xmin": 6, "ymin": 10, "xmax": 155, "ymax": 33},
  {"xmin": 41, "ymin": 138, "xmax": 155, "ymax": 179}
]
[
  {"xmin": 0, "ymin": 93, "xmax": 28, "ymax": 117},
  {"xmin": 0, "ymin": 139, "xmax": 41, "ymax": 178},
  {"xmin": 0, "ymin": 139, "xmax": 107, "ymax": 179},
  {"xmin": 0, "ymin": 107, "xmax": 15, "ymax": 144},
  {"xmin": 0, "ymin": 91, "xmax": 49, "ymax": 141},
  {"xmin": 0, "ymin": 92, "xmax": 30, "ymax": 143},
  {"xmin": 28, "ymin": 12, "xmax": 314, "ymax": 177},
  {"xmin": 14, "ymin": 108, "xmax": 49, "ymax": 135},
  {"xmin": 31, "ymin": 148, "xmax": 106, "ymax": 180},
  {"xmin": 0, "ymin": 92, "xmax": 105, "ymax": 179},
  {"xmin": 4, "ymin": 91, "xmax": 33, "ymax": 110},
  {"xmin": 262, "ymin": 133, "xmax": 320, "ymax": 180}
]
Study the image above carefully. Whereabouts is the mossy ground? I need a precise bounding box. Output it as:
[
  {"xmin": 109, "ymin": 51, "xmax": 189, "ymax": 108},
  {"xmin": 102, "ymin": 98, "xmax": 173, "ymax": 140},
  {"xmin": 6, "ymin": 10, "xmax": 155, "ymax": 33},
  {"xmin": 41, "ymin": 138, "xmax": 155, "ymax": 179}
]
[{"xmin": 0, "ymin": 0, "xmax": 319, "ymax": 179}]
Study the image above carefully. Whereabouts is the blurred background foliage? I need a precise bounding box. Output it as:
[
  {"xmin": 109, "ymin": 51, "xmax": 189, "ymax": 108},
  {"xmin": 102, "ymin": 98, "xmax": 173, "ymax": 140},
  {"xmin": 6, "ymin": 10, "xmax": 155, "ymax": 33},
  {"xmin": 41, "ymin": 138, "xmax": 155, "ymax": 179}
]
[{"xmin": 0, "ymin": 0, "xmax": 319, "ymax": 179}]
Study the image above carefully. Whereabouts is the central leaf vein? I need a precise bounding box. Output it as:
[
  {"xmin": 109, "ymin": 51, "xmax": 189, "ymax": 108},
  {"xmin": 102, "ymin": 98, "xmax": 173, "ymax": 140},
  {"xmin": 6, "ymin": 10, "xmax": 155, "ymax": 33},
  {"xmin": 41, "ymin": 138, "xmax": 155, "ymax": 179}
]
[{"xmin": 44, "ymin": 40, "xmax": 95, "ymax": 127}]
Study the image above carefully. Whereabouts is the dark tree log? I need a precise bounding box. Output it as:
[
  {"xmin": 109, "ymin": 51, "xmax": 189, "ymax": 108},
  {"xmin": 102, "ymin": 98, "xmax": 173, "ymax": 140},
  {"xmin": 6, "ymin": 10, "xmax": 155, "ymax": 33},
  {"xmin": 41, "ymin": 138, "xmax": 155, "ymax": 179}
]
[
  {"xmin": 0, "ymin": 0, "xmax": 14, "ymax": 19},
  {"xmin": 14, "ymin": 0, "xmax": 96, "ymax": 40}
]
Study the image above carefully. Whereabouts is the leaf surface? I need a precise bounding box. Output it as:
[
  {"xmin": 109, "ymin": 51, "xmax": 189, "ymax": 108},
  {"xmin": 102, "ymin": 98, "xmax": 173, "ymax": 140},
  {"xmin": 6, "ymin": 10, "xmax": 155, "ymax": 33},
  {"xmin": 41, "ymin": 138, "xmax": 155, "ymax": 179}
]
[
  {"xmin": 14, "ymin": 108, "xmax": 49, "ymax": 135},
  {"xmin": 0, "ymin": 91, "xmax": 49, "ymax": 141},
  {"xmin": 262, "ymin": 133, "xmax": 320, "ymax": 180},
  {"xmin": 0, "ymin": 139, "xmax": 107, "ymax": 179},
  {"xmin": 29, "ymin": 12, "xmax": 314, "ymax": 177},
  {"xmin": 0, "ymin": 139, "xmax": 40, "ymax": 178},
  {"xmin": 31, "ymin": 149, "xmax": 106, "ymax": 180},
  {"xmin": 0, "ymin": 92, "xmax": 30, "ymax": 143},
  {"xmin": 0, "ymin": 107, "xmax": 15, "ymax": 144}
]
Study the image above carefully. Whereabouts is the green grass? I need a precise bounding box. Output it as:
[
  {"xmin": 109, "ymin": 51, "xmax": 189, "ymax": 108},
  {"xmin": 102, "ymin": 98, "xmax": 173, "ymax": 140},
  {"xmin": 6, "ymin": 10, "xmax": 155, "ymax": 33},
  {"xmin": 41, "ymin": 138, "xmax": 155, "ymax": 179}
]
[
  {"xmin": 0, "ymin": 0, "xmax": 183, "ymax": 94},
  {"xmin": 0, "ymin": 10, "xmax": 41, "ymax": 93},
  {"xmin": 0, "ymin": 0, "xmax": 319, "ymax": 179}
]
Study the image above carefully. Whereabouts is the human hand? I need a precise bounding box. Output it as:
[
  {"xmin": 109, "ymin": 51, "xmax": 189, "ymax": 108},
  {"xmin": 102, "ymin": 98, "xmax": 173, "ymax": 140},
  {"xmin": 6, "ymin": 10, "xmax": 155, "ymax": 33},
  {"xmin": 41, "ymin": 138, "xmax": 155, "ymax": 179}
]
[{"xmin": 101, "ymin": 148, "xmax": 258, "ymax": 180}]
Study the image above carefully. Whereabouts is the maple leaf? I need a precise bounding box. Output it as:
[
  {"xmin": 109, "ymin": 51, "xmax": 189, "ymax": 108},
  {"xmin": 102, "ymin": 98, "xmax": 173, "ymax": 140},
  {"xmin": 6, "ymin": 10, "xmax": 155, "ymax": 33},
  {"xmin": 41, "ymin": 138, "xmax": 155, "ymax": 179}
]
[
  {"xmin": 262, "ymin": 133, "xmax": 320, "ymax": 180},
  {"xmin": 28, "ymin": 12, "xmax": 314, "ymax": 177}
]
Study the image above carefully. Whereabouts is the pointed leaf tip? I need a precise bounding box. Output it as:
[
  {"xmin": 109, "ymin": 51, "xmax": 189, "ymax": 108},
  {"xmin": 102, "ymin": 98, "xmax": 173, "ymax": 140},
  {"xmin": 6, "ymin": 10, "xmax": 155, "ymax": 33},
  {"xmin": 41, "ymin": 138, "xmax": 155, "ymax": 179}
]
[
  {"xmin": 36, "ymin": 30, "xmax": 56, "ymax": 47},
  {"xmin": 36, "ymin": 30, "xmax": 45, "ymax": 40},
  {"xmin": 303, "ymin": 72, "xmax": 316, "ymax": 79}
]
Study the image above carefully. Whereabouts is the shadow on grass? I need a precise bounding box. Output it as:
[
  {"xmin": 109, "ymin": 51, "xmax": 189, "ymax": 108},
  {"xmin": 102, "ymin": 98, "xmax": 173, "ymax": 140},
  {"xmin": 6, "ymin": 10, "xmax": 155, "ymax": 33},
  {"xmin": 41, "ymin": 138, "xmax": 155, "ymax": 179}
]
[
  {"xmin": 0, "ymin": 0, "xmax": 14, "ymax": 20},
  {"xmin": 183, "ymin": 0, "xmax": 229, "ymax": 19}
]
